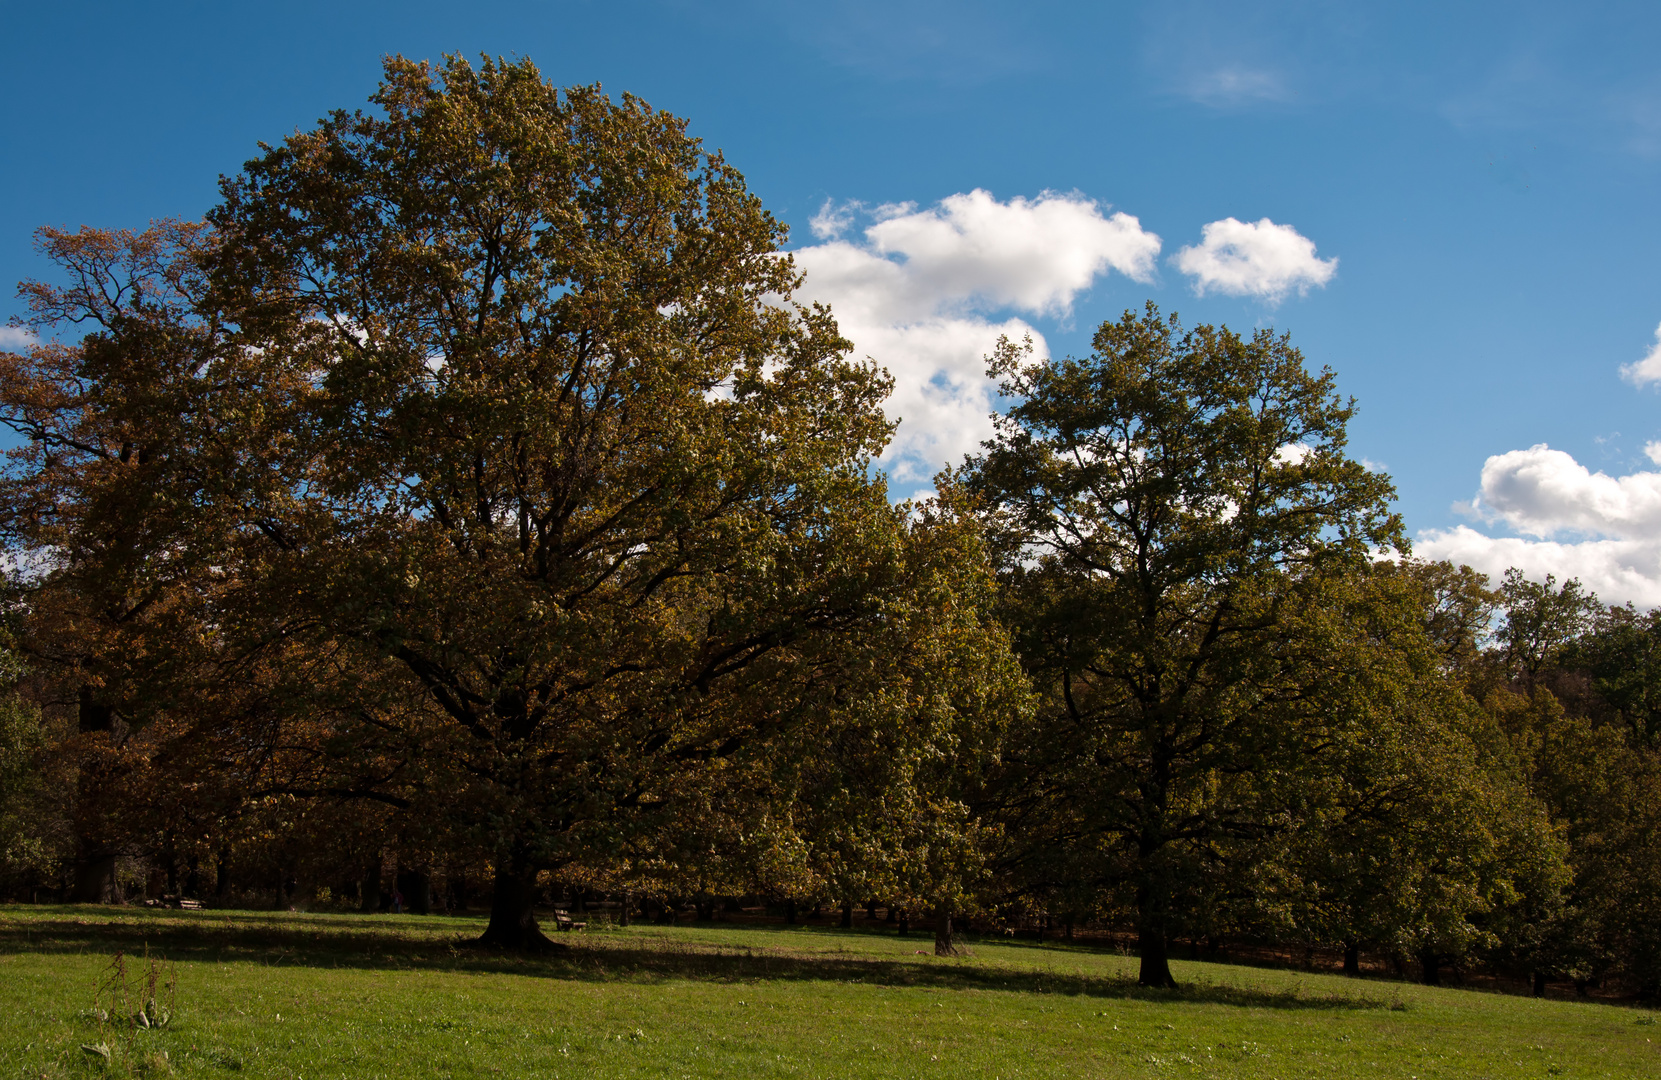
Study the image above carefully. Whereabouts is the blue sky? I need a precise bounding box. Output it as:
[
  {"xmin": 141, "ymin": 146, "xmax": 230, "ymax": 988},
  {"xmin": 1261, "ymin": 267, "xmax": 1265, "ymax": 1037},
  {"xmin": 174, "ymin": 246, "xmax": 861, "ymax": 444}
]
[{"xmin": 5, "ymin": 1, "xmax": 1661, "ymax": 601}]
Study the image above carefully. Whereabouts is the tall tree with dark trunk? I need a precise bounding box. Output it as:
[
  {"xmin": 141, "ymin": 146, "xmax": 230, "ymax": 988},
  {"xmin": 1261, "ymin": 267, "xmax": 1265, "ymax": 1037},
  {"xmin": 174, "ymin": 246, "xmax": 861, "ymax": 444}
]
[
  {"xmin": 0, "ymin": 54, "xmax": 1011, "ymax": 948},
  {"xmin": 204, "ymin": 55, "xmax": 915, "ymax": 947},
  {"xmin": 966, "ymin": 306, "xmax": 1402, "ymax": 987}
]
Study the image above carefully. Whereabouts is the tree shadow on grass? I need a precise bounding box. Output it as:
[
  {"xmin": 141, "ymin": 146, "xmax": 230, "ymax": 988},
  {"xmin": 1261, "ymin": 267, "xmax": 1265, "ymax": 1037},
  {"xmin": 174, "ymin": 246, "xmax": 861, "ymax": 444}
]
[{"xmin": 0, "ymin": 907, "xmax": 1394, "ymax": 1012}]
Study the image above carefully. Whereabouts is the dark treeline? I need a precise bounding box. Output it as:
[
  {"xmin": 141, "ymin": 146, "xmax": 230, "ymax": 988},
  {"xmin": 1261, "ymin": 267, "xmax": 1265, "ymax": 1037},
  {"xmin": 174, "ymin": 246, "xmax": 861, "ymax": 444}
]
[{"xmin": 1, "ymin": 55, "xmax": 1658, "ymax": 997}]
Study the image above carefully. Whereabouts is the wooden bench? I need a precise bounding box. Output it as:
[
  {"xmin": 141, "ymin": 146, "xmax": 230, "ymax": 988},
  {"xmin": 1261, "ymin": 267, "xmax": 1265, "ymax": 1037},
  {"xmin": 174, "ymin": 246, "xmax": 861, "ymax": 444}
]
[
  {"xmin": 144, "ymin": 896, "xmax": 203, "ymax": 910},
  {"xmin": 552, "ymin": 911, "xmax": 588, "ymax": 932}
]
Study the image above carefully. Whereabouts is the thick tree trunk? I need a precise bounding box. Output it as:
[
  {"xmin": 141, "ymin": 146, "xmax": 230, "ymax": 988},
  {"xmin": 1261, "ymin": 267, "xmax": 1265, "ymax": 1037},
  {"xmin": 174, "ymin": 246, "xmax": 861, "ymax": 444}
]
[
  {"xmin": 1135, "ymin": 844, "xmax": 1179, "ymax": 988},
  {"xmin": 897, "ymin": 910, "xmax": 909, "ymax": 936},
  {"xmin": 784, "ymin": 899, "xmax": 796, "ymax": 925},
  {"xmin": 360, "ymin": 857, "xmax": 382, "ymax": 913},
  {"xmin": 840, "ymin": 901, "xmax": 853, "ymax": 929},
  {"xmin": 73, "ymin": 689, "xmax": 120, "ymax": 906},
  {"xmin": 1533, "ymin": 971, "xmax": 1547, "ymax": 997},
  {"xmin": 73, "ymin": 851, "xmax": 119, "ymax": 904},
  {"xmin": 1419, "ymin": 949, "xmax": 1441, "ymax": 986},
  {"xmin": 1137, "ymin": 920, "xmax": 1177, "ymax": 988},
  {"xmin": 478, "ymin": 859, "xmax": 557, "ymax": 950},
  {"xmin": 934, "ymin": 907, "xmax": 966, "ymax": 957},
  {"xmin": 865, "ymin": 899, "xmax": 878, "ymax": 920},
  {"xmin": 618, "ymin": 890, "xmax": 631, "ymax": 927},
  {"xmin": 400, "ymin": 869, "xmax": 431, "ymax": 915},
  {"xmin": 1343, "ymin": 941, "xmax": 1360, "ymax": 977}
]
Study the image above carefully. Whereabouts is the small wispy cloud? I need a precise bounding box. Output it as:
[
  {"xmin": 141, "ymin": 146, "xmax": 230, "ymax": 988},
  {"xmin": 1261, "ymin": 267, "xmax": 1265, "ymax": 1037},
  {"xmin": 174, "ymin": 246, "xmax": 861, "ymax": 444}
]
[
  {"xmin": 0, "ymin": 326, "xmax": 38, "ymax": 350},
  {"xmin": 759, "ymin": 1, "xmax": 1042, "ymax": 87},
  {"xmin": 810, "ymin": 199, "xmax": 858, "ymax": 240},
  {"xmin": 1183, "ymin": 65, "xmax": 1291, "ymax": 107}
]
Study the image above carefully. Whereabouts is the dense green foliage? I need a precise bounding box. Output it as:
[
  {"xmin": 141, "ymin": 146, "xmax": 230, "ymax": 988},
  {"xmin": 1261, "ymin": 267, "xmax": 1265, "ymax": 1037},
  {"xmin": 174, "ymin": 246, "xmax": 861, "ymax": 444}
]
[{"xmin": 963, "ymin": 312, "xmax": 1406, "ymax": 986}]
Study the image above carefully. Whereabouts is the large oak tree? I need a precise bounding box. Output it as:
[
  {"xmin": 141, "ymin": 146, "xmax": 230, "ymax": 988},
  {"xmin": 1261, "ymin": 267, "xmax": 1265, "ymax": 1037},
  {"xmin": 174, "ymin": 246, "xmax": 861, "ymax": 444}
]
[{"xmin": 2, "ymin": 55, "xmax": 1021, "ymax": 945}]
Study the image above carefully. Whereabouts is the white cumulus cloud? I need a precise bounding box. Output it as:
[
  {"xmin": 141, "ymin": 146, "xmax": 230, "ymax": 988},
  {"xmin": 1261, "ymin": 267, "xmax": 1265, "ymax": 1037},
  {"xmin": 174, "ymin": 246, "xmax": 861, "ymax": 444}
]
[
  {"xmin": 792, "ymin": 190, "xmax": 1161, "ymax": 488},
  {"xmin": 1620, "ymin": 321, "xmax": 1661, "ymax": 386},
  {"xmin": 1417, "ymin": 442, "xmax": 1661, "ymax": 607},
  {"xmin": 1172, "ymin": 217, "xmax": 1337, "ymax": 303},
  {"xmin": 1416, "ymin": 526, "xmax": 1661, "ymax": 609},
  {"xmin": 1471, "ymin": 443, "xmax": 1661, "ymax": 538},
  {"xmin": 1415, "ymin": 303, "xmax": 1661, "ymax": 607}
]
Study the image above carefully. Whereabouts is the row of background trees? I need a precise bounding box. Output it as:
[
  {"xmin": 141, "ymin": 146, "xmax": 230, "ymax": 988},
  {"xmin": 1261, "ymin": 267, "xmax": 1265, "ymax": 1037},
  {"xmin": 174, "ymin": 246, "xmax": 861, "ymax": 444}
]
[{"xmin": 1, "ymin": 54, "xmax": 1659, "ymax": 995}]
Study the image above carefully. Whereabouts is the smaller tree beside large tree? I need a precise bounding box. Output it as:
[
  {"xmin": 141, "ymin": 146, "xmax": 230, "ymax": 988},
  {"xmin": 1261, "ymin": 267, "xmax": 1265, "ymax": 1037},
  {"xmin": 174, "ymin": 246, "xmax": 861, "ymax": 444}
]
[{"xmin": 967, "ymin": 305, "xmax": 1402, "ymax": 987}]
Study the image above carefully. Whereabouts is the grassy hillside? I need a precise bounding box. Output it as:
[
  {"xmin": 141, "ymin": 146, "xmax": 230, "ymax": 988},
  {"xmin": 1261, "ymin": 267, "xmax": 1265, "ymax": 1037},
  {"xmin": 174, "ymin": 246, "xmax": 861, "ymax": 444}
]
[{"xmin": 1, "ymin": 905, "xmax": 1656, "ymax": 1078}]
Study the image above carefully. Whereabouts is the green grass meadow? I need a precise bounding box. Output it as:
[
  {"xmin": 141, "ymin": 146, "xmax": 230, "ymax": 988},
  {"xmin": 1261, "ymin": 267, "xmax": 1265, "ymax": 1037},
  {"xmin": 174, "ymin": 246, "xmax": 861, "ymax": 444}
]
[{"xmin": 1, "ymin": 906, "xmax": 1657, "ymax": 1079}]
